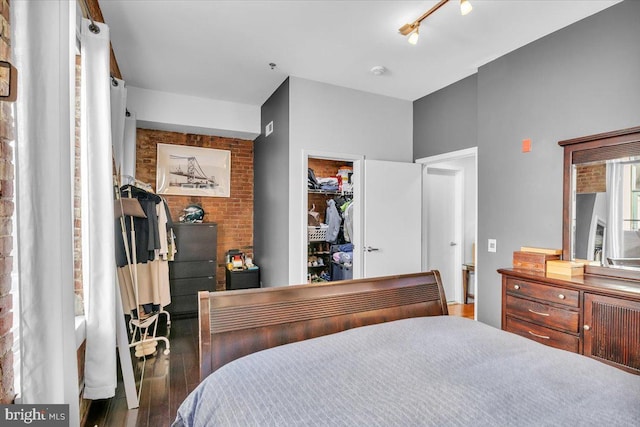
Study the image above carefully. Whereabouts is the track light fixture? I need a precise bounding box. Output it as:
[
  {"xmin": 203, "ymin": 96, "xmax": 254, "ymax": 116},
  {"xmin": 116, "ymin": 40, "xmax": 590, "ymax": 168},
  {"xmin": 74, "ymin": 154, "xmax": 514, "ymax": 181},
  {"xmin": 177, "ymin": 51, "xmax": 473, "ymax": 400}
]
[{"xmin": 398, "ymin": 0, "xmax": 472, "ymax": 45}]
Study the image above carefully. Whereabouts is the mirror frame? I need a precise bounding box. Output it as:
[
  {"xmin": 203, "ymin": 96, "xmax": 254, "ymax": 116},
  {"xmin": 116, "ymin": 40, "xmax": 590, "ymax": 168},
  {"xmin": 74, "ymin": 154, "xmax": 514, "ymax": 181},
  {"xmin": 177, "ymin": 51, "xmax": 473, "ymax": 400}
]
[{"xmin": 559, "ymin": 125, "xmax": 640, "ymax": 279}]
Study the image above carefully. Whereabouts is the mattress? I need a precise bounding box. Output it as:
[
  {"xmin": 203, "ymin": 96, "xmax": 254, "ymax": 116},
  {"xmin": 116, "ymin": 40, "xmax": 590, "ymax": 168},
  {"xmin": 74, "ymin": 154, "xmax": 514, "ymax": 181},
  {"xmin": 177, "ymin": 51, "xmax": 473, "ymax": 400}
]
[{"xmin": 174, "ymin": 316, "xmax": 640, "ymax": 426}]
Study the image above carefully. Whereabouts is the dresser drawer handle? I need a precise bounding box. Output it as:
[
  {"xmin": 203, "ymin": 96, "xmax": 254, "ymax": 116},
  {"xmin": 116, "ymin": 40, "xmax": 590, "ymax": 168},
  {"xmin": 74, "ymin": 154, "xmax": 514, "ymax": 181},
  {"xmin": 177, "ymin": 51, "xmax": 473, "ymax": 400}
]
[
  {"xmin": 527, "ymin": 309, "xmax": 550, "ymax": 317},
  {"xmin": 558, "ymin": 294, "xmax": 566, "ymax": 300},
  {"xmin": 513, "ymin": 284, "xmax": 520, "ymax": 290},
  {"xmin": 583, "ymin": 325, "xmax": 591, "ymax": 331},
  {"xmin": 528, "ymin": 330, "xmax": 550, "ymax": 340}
]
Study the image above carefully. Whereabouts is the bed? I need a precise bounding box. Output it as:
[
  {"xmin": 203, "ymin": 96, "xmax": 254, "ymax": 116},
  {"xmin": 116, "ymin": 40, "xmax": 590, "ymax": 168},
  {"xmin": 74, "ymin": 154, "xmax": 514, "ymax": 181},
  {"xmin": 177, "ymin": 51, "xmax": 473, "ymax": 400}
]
[{"xmin": 174, "ymin": 271, "xmax": 640, "ymax": 426}]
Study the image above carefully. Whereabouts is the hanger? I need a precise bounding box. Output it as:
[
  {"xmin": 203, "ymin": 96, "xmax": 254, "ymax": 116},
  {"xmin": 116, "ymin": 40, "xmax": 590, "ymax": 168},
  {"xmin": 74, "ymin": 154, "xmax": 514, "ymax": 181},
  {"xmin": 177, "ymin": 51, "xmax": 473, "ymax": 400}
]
[{"xmin": 122, "ymin": 175, "xmax": 153, "ymax": 192}]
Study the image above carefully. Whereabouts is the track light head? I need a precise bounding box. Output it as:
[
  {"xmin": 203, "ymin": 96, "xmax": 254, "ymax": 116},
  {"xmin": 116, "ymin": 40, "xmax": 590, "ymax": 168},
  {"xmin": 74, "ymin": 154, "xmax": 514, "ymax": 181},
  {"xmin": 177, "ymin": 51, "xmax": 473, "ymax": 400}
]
[
  {"xmin": 408, "ymin": 27, "xmax": 420, "ymax": 45},
  {"xmin": 460, "ymin": 0, "xmax": 472, "ymax": 16}
]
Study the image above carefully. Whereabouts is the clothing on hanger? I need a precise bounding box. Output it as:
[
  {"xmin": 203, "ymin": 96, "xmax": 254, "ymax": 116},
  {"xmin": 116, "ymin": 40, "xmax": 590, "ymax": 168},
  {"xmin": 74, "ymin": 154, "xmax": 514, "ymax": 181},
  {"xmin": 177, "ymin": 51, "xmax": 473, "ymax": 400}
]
[
  {"xmin": 115, "ymin": 184, "xmax": 174, "ymax": 316},
  {"xmin": 342, "ymin": 200, "xmax": 354, "ymax": 243},
  {"xmin": 325, "ymin": 199, "xmax": 341, "ymax": 243}
]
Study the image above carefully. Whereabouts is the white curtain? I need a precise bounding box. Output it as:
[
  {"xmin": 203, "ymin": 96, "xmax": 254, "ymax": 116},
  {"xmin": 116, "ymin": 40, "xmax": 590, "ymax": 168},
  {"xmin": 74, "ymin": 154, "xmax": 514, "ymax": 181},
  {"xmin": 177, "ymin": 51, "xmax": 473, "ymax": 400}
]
[
  {"xmin": 13, "ymin": 0, "xmax": 79, "ymax": 423},
  {"xmin": 80, "ymin": 18, "xmax": 117, "ymax": 400},
  {"xmin": 605, "ymin": 162, "xmax": 624, "ymax": 261},
  {"xmin": 110, "ymin": 77, "xmax": 128, "ymax": 183},
  {"xmin": 122, "ymin": 112, "xmax": 138, "ymax": 180}
]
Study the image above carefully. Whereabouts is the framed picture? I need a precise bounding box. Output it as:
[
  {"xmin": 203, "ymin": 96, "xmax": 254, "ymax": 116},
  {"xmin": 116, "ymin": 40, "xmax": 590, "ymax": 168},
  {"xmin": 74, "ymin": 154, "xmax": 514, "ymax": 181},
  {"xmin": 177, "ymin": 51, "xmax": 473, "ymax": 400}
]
[{"xmin": 156, "ymin": 143, "xmax": 231, "ymax": 197}]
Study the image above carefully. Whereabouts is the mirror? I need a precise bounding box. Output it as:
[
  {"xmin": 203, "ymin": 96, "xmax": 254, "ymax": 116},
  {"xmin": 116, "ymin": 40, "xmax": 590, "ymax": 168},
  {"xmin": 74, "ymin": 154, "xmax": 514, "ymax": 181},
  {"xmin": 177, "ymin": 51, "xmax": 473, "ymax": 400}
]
[
  {"xmin": 573, "ymin": 160, "xmax": 640, "ymax": 265},
  {"xmin": 560, "ymin": 126, "xmax": 640, "ymax": 274}
]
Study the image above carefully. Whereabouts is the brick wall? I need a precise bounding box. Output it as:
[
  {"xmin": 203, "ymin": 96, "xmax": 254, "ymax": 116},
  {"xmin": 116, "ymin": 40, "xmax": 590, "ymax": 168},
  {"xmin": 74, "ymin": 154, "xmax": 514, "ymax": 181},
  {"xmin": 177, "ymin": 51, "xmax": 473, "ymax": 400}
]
[
  {"xmin": 308, "ymin": 158, "xmax": 350, "ymax": 180},
  {"xmin": 576, "ymin": 163, "xmax": 606, "ymax": 194},
  {"xmin": 0, "ymin": 0, "xmax": 14, "ymax": 404},
  {"xmin": 308, "ymin": 158, "xmax": 352, "ymax": 223},
  {"xmin": 136, "ymin": 129, "xmax": 254, "ymax": 290}
]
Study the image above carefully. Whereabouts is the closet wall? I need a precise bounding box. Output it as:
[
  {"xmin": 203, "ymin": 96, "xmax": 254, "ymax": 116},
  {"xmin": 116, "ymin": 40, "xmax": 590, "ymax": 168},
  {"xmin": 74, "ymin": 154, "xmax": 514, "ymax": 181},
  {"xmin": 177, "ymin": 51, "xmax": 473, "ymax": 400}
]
[
  {"xmin": 288, "ymin": 77, "xmax": 413, "ymax": 284},
  {"xmin": 135, "ymin": 129, "xmax": 255, "ymax": 290}
]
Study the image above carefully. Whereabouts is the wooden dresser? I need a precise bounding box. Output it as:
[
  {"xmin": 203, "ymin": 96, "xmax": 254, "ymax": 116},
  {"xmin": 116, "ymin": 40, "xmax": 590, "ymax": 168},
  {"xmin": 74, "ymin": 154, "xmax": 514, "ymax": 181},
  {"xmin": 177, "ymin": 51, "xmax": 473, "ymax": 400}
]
[{"xmin": 499, "ymin": 267, "xmax": 640, "ymax": 374}]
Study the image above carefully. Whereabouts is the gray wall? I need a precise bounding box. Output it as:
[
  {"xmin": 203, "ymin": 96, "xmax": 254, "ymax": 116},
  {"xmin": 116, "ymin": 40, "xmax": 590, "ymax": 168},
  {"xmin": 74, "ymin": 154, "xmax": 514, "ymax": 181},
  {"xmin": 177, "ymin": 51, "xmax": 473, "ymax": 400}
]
[
  {"xmin": 413, "ymin": 74, "xmax": 477, "ymax": 159},
  {"xmin": 290, "ymin": 77, "xmax": 413, "ymax": 162},
  {"xmin": 254, "ymin": 78, "xmax": 290, "ymax": 287},
  {"xmin": 413, "ymin": 0, "xmax": 640, "ymax": 328}
]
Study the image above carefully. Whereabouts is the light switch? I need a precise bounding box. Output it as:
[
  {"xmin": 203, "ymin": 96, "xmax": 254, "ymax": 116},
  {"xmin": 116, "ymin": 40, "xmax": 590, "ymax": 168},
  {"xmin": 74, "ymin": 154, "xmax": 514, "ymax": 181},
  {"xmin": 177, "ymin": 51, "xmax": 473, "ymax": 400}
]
[
  {"xmin": 488, "ymin": 239, "xmax": 497, "ymax": 253},
  {"xmin": 265, "ymin": 121, "xmax": 274, "ymax": 137}
]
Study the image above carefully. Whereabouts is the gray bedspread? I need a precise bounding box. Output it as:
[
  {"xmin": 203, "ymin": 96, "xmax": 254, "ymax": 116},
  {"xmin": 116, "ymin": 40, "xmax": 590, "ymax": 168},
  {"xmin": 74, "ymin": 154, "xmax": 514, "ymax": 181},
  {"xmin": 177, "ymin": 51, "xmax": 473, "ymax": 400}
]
[{"xmin": 174, "ymin": 316, "xmax": 640, "ymax": 426}]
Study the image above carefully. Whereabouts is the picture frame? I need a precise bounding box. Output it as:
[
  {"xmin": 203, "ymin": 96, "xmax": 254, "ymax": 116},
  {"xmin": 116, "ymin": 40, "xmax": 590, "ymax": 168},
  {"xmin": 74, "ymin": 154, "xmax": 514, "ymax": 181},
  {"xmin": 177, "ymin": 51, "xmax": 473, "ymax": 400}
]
[{"xmin": 156, "ymin": 143, "xmax": 231, "ymax": 197}]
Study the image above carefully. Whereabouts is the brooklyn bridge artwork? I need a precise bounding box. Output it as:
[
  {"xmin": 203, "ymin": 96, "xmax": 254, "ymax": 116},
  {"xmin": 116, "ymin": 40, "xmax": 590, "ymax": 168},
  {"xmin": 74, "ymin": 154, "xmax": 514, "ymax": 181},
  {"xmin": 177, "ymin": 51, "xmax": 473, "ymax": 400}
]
[{"xmin": 156, "ymin": 144, "xmax": 231, "ymax": 197}]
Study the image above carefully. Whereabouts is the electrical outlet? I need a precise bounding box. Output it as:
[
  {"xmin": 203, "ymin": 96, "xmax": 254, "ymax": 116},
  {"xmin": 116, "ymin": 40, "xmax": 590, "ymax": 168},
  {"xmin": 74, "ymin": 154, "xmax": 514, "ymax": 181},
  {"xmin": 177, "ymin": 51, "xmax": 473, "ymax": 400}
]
[
  {"xmin": 488, "ymin": 239, "xmax": 497, "ymax": 253},
  {"xmin": 265, "ymin": 121, "xmax": 274, "ymax": 137}
]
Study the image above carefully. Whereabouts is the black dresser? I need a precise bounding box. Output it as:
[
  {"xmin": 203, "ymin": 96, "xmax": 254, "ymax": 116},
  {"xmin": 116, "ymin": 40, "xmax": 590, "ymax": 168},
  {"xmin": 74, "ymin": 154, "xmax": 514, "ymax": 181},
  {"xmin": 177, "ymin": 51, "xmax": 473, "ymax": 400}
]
[{"xmin": 169, "ymin": 223, "xmax": 217, "ymax": 318}]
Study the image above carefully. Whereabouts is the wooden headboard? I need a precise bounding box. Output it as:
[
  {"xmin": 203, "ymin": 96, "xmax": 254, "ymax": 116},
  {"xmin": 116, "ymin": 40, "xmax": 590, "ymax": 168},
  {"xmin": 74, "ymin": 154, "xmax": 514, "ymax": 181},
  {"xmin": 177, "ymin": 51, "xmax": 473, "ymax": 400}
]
[{"xmin": 198, "ymin": 271, "xmax": 448, "ymax": 380}]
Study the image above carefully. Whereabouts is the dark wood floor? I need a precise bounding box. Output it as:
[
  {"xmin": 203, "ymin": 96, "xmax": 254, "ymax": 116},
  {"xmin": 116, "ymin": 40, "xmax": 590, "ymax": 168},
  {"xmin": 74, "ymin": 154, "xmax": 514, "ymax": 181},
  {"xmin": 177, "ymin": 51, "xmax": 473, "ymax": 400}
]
[
  {"xmin": 86, "ymin": 303, "xmax": 475, "ymax": 426},
  {"xmin": 84, "ymin": 316, "xmax": 199, "ymax": 427}
]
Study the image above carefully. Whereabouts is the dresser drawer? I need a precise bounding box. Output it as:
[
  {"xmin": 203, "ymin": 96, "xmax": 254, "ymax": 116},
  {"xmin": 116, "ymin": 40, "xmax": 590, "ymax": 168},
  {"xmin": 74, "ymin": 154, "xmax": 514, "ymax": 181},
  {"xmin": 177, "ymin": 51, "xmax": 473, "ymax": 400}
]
[
  {"xmin": 505, "ymin": 316, "xmax": 580, "ymax": 353},
  {"xmin": 170, "ymin": 276, "xmax": 216, "ymax": 296},
  {"xmin": 505, "ymin": 295, "xmax": 579, "ymax": 332},
  {"xmin": 226, "ymin": 268, "xmax": 260, "ymax": 290},
  {"xmin": 505, "ymin": 278, "xmax": 579, "ymax": 307},
  {"xmin": 170, "ymin": 260, "xmax": 216, "ymax": 279},
  {"xmin": 173, "ymin": 223, "xmax": 217, "ymax": 261}
]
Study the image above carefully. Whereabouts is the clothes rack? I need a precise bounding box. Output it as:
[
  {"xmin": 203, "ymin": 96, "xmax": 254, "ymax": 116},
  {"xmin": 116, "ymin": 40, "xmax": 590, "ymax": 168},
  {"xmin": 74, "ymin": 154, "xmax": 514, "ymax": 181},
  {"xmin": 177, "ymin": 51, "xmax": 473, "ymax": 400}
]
[{"xmin": 115, "ymin": 184, "xmax": 172, "ymax": 360}]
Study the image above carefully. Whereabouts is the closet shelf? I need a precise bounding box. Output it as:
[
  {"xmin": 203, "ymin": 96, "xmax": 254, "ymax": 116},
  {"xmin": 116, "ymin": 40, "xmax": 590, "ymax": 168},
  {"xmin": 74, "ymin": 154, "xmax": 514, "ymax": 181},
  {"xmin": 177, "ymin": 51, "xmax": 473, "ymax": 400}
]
[{"xmin": 308, "ymin": 189, "xmax": 353, "ymax": 196}]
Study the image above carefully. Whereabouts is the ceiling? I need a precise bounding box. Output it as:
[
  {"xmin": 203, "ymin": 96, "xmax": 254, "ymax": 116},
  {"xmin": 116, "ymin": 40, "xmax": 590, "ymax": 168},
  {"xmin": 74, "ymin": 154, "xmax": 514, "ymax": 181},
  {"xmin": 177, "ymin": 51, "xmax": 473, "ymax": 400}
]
[{"xmin": 99, "ymin": 0, "xmax": 621, "ymax": 106}]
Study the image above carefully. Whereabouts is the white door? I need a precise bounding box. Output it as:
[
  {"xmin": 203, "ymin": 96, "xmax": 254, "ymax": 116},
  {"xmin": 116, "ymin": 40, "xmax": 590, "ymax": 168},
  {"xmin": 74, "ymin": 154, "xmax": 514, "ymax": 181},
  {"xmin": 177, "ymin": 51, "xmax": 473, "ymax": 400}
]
[
  {"xmin": 363, "ymin": 160, "xmax": 422, "ymax": 277},
  {"xmin": 425, "ymin": 169, "xmax": 459, "ymax": 302}
]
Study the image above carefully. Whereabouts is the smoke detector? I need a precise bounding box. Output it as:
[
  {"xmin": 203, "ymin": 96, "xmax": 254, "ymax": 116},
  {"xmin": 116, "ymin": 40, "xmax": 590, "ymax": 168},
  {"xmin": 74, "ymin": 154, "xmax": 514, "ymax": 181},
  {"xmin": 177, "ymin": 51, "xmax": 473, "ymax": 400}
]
[{"xmin": 370, "ymin": 65, "xmax": 386, "ymax": 76}]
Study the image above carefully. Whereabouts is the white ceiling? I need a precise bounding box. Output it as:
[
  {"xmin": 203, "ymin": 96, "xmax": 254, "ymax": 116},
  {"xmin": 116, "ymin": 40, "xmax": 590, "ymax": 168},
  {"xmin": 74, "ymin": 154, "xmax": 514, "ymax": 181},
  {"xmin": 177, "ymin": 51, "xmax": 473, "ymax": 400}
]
[{"xmin": 99, "ymin": 0, "xmax": 621, "ymax": 105}]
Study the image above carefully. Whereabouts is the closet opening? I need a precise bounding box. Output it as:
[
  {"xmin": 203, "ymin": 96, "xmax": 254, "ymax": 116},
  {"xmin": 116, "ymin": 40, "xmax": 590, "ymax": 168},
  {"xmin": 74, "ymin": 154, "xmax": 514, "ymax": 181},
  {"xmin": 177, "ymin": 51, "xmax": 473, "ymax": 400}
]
[{"xmin": 305, "ymin": 155, "xmax": 360, "ymax": 284}]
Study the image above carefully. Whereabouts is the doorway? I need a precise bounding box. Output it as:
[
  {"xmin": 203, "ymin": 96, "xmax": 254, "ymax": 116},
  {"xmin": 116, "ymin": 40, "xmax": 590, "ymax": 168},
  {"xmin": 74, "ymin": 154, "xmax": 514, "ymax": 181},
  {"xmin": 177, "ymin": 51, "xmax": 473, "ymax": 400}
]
[
  {"xmin": 417, "ymin": 148, "xmax": 477, "ymax": 317},
  {"xmin": 301, "ymin": 153, "xmax": 423, "ymax": 284},
  {"xmin": 302, "ymin": 151, "xmax": 363, "ymax": 284},
  {"xmin": 425, "ymin": 168, "xmax": 460, "ymax": 302},
  {"xmin": 306, "ymin": 156, "xmax": 356, "ymax": 284}
]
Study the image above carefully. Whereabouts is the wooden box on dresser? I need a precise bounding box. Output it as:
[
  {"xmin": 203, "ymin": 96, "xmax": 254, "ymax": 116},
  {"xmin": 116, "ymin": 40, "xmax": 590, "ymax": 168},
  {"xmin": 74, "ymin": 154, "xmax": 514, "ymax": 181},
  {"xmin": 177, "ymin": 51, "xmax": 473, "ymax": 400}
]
[
  {"xmin": 499, "ymin": 267, "xmax": 640, "ymax": 375},
  {"xmin": 169, "ymin": 223, "xmax": 218, "ymax": 318}
]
